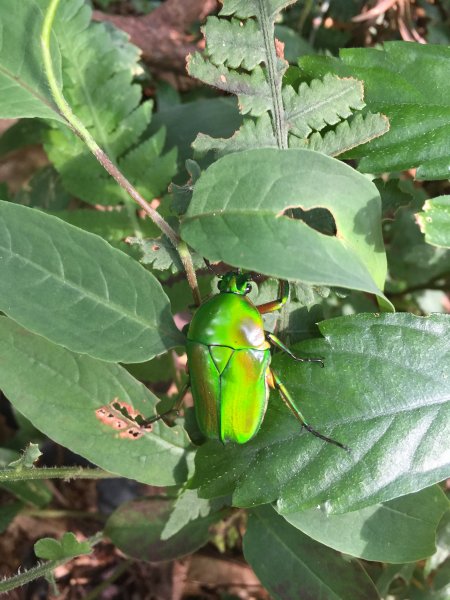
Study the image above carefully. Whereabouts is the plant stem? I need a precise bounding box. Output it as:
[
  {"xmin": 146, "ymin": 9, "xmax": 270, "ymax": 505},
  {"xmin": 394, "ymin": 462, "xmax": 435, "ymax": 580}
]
[
  {"xmin": 258, "ymin": 0, "xmax": 288, "ymax": 149},
  {"xmin": 0, "ymin": 533, "xmax": 104, "ymax": 593},
  {"xmin": 40, "ymin": 0, "xmax": 201, "ymax": 305},
  {"xmin": 0, "ymin": 466, "xmax": 114, "ymax": 482}
]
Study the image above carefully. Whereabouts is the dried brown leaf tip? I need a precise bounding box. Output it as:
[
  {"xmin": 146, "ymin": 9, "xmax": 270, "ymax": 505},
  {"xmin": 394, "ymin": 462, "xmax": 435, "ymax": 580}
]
[{"xmin": 95, "ymin": 398, "xmax": 154, "ymax": 440}]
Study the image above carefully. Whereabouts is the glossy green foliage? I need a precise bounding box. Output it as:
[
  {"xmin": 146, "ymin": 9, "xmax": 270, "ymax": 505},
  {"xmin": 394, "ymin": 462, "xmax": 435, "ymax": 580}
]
[
  {"xmin": 244, "ymin": 505, "xmax": 380, "ymax": 600},
  {"xmin": 282, "ymin": 485, "xmax": 450, "ymax": 563},
  {"xmin": 190, "ymin": 313, "xmax": 450, "ymax": 513},
  {"xmin": 300, "ymin": 42, "xmax": 450, "ymax": 180},
  {"xmin": 0, "ymin": 0, "xmax": 64, "ymax": 121},
  {"xmin": 0, "ymin": 318, "xmax": 193, "ymax": 486},
  {"xmin": 0, "ymin": 201, "xmax": 183, "ymax": 363},
  {"xmin": 182, "ymin": 148, "xmax": 390, "ymax": 306}
]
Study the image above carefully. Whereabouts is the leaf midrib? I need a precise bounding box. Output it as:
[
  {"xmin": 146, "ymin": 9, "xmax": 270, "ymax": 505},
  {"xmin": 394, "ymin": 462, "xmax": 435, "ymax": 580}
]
[{"xmin": 0, "ymin": 235, "xmax": 161, "ymax": 332}]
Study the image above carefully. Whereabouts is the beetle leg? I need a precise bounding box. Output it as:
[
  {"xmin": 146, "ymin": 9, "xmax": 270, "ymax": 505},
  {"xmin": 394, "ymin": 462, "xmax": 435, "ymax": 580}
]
[
  {"xmin": 270, "ymin": 368, "xmax": 349, "ymax": 451},
  {"xmin": 267, "ymin": 332, "xmax": 324, "ymax": 367},
  {"xmin": 142, "ymin": 382, "xmax": 190, "ymax": 425},
  {"xmin": 257, "ymin": 280, "xmax": 289, "ymax": 314}
]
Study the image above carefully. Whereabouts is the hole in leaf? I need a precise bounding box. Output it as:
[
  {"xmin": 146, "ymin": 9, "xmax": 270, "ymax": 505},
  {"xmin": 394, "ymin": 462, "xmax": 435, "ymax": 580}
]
[{"xmin": 281, "ymin": 207, "xmax": 337, "ymax": 237}]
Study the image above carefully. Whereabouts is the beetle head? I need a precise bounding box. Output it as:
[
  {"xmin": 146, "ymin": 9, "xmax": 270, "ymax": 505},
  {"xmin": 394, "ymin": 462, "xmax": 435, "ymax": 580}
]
[{"xmin": 218, "ymin": 271, "xmax": 252, "ymax": 295}]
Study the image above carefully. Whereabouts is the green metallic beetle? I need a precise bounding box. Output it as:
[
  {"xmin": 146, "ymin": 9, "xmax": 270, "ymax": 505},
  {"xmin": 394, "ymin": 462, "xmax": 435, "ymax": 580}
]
[{"xmin": 181, "ymin": 271, "xmax": 347, "ymax": 449}]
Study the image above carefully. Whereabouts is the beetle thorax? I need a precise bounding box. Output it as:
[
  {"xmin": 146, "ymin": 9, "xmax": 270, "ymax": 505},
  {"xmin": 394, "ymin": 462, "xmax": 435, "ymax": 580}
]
[{"xmin": 187, "ymin": 293, "xmax": 268, "ymax": 350}]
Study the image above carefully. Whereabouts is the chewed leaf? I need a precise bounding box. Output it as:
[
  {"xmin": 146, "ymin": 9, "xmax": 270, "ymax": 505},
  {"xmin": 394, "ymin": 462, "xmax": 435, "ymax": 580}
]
[
  {"xmin": 95, "ymin": 398, "xmax": 155, "ymax": 440},
  {"xmin": 0, "ymin": 317, "xmax": 193, "ymax": 486},
  {"xmin": 181, "ymin": 148, "xmax": 390, "ymax": 306}
]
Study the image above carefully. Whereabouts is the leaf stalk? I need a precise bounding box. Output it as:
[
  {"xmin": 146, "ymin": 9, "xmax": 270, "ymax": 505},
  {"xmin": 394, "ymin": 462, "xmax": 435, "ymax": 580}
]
[
  {"xmin": 0, "ymin": 466, "xmax": 113, "ymax": 482},
  {"xmin": 40, "ymin": 0, "xmax": 200, "ymax": 305}
]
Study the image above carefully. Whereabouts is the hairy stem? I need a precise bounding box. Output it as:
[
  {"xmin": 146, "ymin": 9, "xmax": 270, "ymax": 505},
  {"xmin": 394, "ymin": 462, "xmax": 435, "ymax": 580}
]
[
  {"xmin": 258, "ymin": 0, "xmax": 288, "ymax": 149},
  {"xmin": 0, "ymin": 533, "xmax": 104, "ymax": 593},
  {"xmin": 41, "ymin": 0, "xmax": 201, "ymax": 305},
  {"xmin": 0, "ymin": 466, "xmax": 113, "ymax": 482}
]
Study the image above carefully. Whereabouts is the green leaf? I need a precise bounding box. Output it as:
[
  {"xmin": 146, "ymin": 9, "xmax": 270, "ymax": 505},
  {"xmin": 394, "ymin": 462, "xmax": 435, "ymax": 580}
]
[
  {"xmin": 129, "ymin": 235, "xmax": 205, "ymax": 274},
  {"xmin": 299, "ymin": 42, "xmax": 450, "ymax": 180},
  {"xmin": 0, "ymin": 448, "xmax": 52, "ymax": 508},
  {"xmin": 282, "ymin": 485, "xmax": 450, "ymax": 563},
  {"xmin": 416, "ymin": 196, "xmax": 450, "ymax": 249},
  {"xmin": 219, "ymin": 0, "xmax": 297, "ymax": 20},
  {"xmin": 0, "ymin": 501, "xmax": 23, "ymax": 534},
  {"xmin": 0, "ymin": 201, "xmax": 183, "ymax": 363},
  {"xmin": 193, "ymin": 113, "xmax": 277, "ymax": 158},
  {"xmin": 44, "ymin": 0, "xmax": 176, "ymax": 205},
  {"xmin": 283, "ymin": 74, "xmax": 364, "ymax": 138},
  {"xmin": 105, "ymin": 497, "xmax": 218, "ymax": 562},
  {"xmin": 0, "ymin": 318, "xmax": 193, "ymax": 486},
  {"xmin": 203, "ymin": 17, "xmax": 265, "ymax": 70},
  {"xmin": 375, "ymin": 178, "xmax": 413, "ymax": 217},
  {"xmin": 190, "ymin": 313, "xmax": 450, "ymax": 514},
  {"xmin": 34, "ymin": 532, "xmax": 91, "ymax": 561},
  {"xmin": 48, "ymin": 209, "xmax": 159, "ymax": 249},
  {"xmin": 387, "ymin": 206, "xmax": 450, "ymax": 291},
  {"xmin": 188, "ymin": 55, "xmax": 272, "ymax": 117},
  {"xmin": 15, "ymin": 167, "xmax": 71, "ymax": 210},
  {"xmin": 161, "ymin": 488, "xmax": 227, "ymax": 540},
  {"xmin": 301, "ymin": 112, "xmax": 389, "ymax": 157},
  {"xmin": 150, "ymin": 97, "xmax": 241, "ymax": 174},
  {"xmin": 181, "ymin": 148, "xmax": 390, "ymax": 305},
  {"xmin": 8, "ymin": 443, "xmax": 42, "ymax": 469},
  {"xmin": 243, "ymin": 505, "xmax": 380, "ymax": 600},
  {"xmin": 375, "ymin": 563, "xmax": 415, "ymax": 597},
  {"xmin": 0, "ymin": 120, "xmax": 48, "ymax": 158},
  {"xmin": 0, "ymin": 0, "xmax": 64, "ymax": 122}
]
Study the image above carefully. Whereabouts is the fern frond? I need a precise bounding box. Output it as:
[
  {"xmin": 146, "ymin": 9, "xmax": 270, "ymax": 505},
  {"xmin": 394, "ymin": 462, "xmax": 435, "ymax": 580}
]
[
  {"xmin": 44, "ymin": 2, "xmax": 176, "ymax": 206},
  {"xmin": 193, "ymin": 114, "xmax": 277, "ymax": 157},
  {"xmin": 284, "ymin": 74, "xmax": 365, "ymax": 138},
  {"xmin": 204, "ymin": 17, "xmax": 265, "ymax": 70},
  {"xmin": 304, "ymin": 112, "xmax": 390, "ymax": 157}
]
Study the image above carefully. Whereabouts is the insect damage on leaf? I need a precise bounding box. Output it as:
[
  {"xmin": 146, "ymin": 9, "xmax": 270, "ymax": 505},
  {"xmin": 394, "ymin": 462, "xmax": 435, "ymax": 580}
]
[{"xmin": 95, "ymin": 398, "xmax": 154, "ymax": 440}]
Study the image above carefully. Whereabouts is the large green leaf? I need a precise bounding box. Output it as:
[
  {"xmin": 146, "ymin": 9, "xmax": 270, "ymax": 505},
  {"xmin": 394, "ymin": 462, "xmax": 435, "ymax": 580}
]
[
  {"xmin": 106, "ymin": 497, "xmax": 219, "ymax": 562},
  {"xmin": 243, "ymin": 505, "xmax": 380, "ymax": 600},
  {"xmin": 416, "ymin": 196, "xmax": 450, "ymax": 249},
  {"xmin": 181, "ymin": 148, "xmax": 390, "ymax": 305},
  {"xmin": 0, "ymin": 318, "xmax": 193, "ymax": 486},
  {"xmin": 282, "ymin": 486, "xmax": 450, "ymax": 563},
  {"xmin": 299, "ymin": 42, "xmax": 450, "ymax": 180},
  {"xmin": 0, "ymin": 0, "xmax": 64, "ymax": 122},
  {"xmin": 0, "ymin": 201, "xmax": 184, "ymax": 363},
  {"xmin": 190, "ymin": 313, "xmax": 450, "ymax": 513}
]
